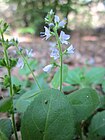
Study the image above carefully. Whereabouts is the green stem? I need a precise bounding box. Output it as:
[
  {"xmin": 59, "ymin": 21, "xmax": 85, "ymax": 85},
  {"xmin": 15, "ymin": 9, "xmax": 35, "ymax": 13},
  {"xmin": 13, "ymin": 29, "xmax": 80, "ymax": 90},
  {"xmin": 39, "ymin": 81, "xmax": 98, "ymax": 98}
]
[
  {"xmin": 15, "ymin": 45, "xmax": 41, "ymax": 90},
  {"xmin": 54, "ymin": 28, "xmax": 63, "ymax": 91},
  {"xmin": 1, "ymin": 33, "xmax": 18, "ymax": 140}
]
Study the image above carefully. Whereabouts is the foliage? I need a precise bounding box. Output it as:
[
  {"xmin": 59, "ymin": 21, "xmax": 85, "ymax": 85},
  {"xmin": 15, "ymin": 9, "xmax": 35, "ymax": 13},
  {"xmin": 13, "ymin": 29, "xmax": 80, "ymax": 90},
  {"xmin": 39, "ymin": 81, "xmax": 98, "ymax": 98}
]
[
  {"xmin": 65, "ymin": 67, "xmax": 105, "ymax": 89},
  {"xmin": 21, "ymin": 89, "xmax": 75, "ymax": 140},
  {"xmin": 0, "ymin": 119, "xmax": 12, "ymax": 139}
]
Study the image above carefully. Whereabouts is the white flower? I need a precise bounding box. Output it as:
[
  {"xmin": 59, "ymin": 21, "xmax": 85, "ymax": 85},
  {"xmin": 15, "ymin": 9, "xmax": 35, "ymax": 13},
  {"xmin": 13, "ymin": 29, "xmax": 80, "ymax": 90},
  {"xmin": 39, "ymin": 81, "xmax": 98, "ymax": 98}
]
[
  {"xmin": 25, "ymin": 49, "xmax": 33, "ymax": 57},
  {"xmin": 50, "ymin": 48, "xmax": 59, "ymax": 60},
  {"xmin": 16, "ymin": 58, "xmax": 24, "ymax": 69},
  {"xmin": 59, "ymin": 31, "xmax": 70, "ymax": 45},
  {"xmin": 49, "ymin": 9, "xmax": 54, "ymax": 15},
  {"xmin": 43, "ymin": 64, "xmax": 53, "ymax": 73},
  {"xmin": 54, "ymin": 15, "xmax": 60, "ymax": 23},
  {"xmin": 67, "ymin": 45, "xmax": 75, "ymax": 54}
]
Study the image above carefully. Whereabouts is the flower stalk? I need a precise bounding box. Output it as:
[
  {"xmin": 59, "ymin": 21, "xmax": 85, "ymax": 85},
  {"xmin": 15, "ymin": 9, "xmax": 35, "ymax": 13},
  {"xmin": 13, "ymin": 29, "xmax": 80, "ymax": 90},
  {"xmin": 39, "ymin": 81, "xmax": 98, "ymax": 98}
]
[
  {"xmin": 53, "ymin": 28, "xmax": 63, "ymax": 91},
  {"xmin": 15, "ymin": 44, "xmax": 41, "ymax": 90}
]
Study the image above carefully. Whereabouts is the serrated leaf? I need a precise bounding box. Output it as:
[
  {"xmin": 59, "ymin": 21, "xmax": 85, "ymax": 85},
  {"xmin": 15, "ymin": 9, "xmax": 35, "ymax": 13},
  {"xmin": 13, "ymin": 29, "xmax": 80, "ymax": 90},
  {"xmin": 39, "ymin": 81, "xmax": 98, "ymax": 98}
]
[
  {"xmin": 51, "ymin": 64, "xmax": 68, "ymax": 88},
  {"xmin": 21, "ymin": 89, "xmax": 75, "ymax": 140},
  {"xmin": 0, "ymin": 119, "xmax": 12, "ymax": 139},
  {"xmin": 0, "ymin": 97, "xmax": 12, "ymax": 112},
  {"xmin": 67, "ymin": 88, "xmax": 99, "ymax": 122},
  {"xmin": 88, "ymin": 110, "xmax": 105, "ymax": 138}
]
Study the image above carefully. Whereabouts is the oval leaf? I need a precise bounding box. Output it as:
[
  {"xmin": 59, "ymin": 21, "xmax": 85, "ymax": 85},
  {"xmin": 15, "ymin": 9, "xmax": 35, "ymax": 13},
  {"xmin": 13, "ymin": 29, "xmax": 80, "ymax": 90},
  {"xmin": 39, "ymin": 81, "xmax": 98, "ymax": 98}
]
[
  {"xmin": 85, "ymin": 67, "xmax": 105, "ymax": 84},
  {"xmin": 89, "ymin": 110, "xmax": 105, "ymax": 137},
  {"xmin": 67, "ymin": 88, "xmax": 99, "ymax": 122},
  {"xmin": 21, "ymin": 89, "xmax": 75, "ymax": 140},
  {"xmin": 0, "ymin": 119, "xmax": 12, "ymax": 139},
  {"xmin": 0, "ymin": 131, "xmax": 8, "ymax": 140},
  {"xmin": 0, "ymin": 97, "xmax": 12, "ymax": 112}
]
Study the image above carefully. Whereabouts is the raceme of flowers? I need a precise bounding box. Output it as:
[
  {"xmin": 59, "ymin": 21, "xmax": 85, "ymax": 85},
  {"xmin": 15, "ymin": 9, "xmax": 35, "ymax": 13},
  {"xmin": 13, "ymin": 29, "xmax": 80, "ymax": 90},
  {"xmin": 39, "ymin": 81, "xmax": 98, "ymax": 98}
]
[
  {"xmin": 16, "ymin": 47, "xmax": 33, "ymax": 69},
  {"xmin": 42, "ymin": 9, "xmax": 75, "ymax": 73}
]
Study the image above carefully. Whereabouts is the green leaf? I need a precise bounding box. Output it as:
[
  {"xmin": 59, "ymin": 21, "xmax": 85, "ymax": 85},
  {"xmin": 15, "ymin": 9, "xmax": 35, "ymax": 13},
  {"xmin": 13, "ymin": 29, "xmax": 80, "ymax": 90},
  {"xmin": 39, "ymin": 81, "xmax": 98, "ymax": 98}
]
[
  {"xmin": 0, "ymin": 97, "xmax": 12, "ymax": 112},
  {"xmin": 88, "ymin": 110, "xmax": 105, "ymax": 138},
  {"xmin": 65, "ymin": 67, "xmax": 84, "ymax": 85},
  {"xmin": 0, "ymin": 119, "xmax": 12, "ymax": 139},
  {"xmin": 51, "ymin": 64, "xmax": 68, "ymax": 88},
  {"xmin": 21, "ymin": 89, "xmax": 75, "ymax": 140},
  {"xmin": 63, "ymin": 86, "xmax": 77, "ymax": 92},
  {"xmin": 3, "ymin": 75, "xmax": 10, "ymax": 88},
  {"xmin": 98, "ymin": 94, "xmax": 105, "ymax": 109},
  {"xmin": 0, "ymin": 131, "xmax": 8, "ymax": 140},
  {"xmin": 67, "ymin": 88, "xmax": 99, "ymax": 122},
  {"xmin": 14, "ymin": 89, "xmax": 40, "ymax": 113},
  {"xmin": 0, "ymin": 59, "xmax": 6, "ymax": 67},
  {"xmin": 9, "ymin": 58, "xmax": 18, "ymax": 68},
  {"xmin": 102, "ymin": 80, "xmax": 105, "ymax": 92},
  {"xmin": 85, "ymin": 67, "xmax": 105, "ymax": 84}
]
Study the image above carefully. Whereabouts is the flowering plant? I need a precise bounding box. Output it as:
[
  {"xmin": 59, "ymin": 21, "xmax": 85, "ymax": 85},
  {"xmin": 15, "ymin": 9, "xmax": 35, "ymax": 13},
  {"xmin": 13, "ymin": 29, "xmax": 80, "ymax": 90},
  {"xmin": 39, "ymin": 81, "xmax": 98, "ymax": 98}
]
[{"xmin": 0, "ymin": 10, "xmax": 104, "ymax": 140}]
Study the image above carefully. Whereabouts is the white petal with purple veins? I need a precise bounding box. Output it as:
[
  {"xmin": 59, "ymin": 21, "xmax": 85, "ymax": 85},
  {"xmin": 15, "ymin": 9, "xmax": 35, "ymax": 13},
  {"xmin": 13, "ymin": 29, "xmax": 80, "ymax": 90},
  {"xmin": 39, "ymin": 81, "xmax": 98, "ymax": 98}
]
[
  {"xmin": 59, "ymin": 31, "xmax": 70, "ymax": 45},
  {"xmin": 58, "ymin": 20, "xmax": 66, "ymax": 28},
  {"xmin": 16, "ymin": 58, "xmax": 24, "ymax": 69},
  {"xmin": 67, "ymin": 45, "xmax": 75, "ymax": 54},
  {"xmin": 43, "ymin": 64, "xmax": 53, "ymax": 73},
  {"xmin": 40, "ymin": 26, "xmax": 51, "ymax": 40},
  {"xmin": 26, "ymin": 49, "xmax": 33, "ymax": 57},
  {"xmin": 44, "ymin": 26, "xmax": 51, "ymax": 40},
  {"xmin": 54, "ymin": 15, "xmax": 60, "ymax": 23},
  {"xmin": 50, "ymin": 48, "xmax": 59, "ymax": 60}
]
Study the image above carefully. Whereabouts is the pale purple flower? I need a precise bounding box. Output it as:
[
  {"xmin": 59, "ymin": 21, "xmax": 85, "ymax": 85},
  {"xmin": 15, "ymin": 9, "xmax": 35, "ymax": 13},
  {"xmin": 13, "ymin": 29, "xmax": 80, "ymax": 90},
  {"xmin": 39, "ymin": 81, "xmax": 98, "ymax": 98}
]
[
  {"xmin": 50, "ymin": 48, "xmax": 59, "ymax": 60},
  {"xmin": 43, "ymin": 64, "xmax": 53, "ymax": 73},
  {"xmin": 58, "ymin": 20, "xmax": 66, "ymax": 28},
  {"xmin": 16, "ymin": 58, "xmax": 24, "ymax": 69},
  {"xmin": 40, "ymin": 26, "xmax": 51, "ymax": 40},
  {"xmin": 25, "ymin": 49, "xmax": 33, "ymax": 57},
  {"xmin": 67, "ymin": 45, "xmax": 75, "ymax": 54},
  {"xmin": 59, "ymin": 31, "xmax": 70, "ymax": 45},
  {"xmin": 54, "ymin": 15, "xmax": 60, "ymax": 23}
]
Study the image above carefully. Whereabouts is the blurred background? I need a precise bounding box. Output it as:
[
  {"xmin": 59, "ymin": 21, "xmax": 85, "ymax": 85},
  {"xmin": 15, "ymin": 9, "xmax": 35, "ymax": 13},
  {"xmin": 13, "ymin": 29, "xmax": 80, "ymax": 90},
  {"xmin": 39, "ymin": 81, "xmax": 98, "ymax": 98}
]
[{"xmin": 0, "ymin": 0, "xmax": 105, "ymax": 67}]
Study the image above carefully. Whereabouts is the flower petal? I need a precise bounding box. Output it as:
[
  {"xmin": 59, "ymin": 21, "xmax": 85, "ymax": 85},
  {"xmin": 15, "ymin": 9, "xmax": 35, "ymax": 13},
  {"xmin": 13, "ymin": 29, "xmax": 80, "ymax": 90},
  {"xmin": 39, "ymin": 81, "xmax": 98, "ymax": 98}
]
[
  {"xmin": 50, "ymin": 48, "xmax": 59, "ymax": 60},
  {"xmin": 54, "ymin": 15, "xmax": 60, "ymax": 23},
  {"xmin": 67, "ymin": 45, "xmax": 75, "ymax": 54},
  {"xmin": 43, "ymin": 64, "xmax": 53, "ymax": 73}
]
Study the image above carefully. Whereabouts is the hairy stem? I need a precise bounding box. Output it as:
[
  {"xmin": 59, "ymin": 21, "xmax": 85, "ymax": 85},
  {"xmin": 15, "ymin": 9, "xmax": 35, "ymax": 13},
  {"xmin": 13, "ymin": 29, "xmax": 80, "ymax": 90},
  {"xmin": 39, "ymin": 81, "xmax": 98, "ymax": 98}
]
[{"xmin": 1, "ymin": 33, "xmax": 18, "ymax": 140}]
